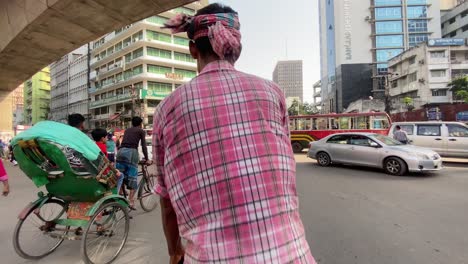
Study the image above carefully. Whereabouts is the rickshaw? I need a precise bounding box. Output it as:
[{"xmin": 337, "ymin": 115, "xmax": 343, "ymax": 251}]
[{"xmin": 11, "ymin": 121, "xmax": 130, "ymax": 264}]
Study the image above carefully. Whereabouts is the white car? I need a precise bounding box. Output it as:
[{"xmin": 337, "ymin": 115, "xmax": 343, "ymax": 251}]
[
  {"xmin": 388, "ymin": 122, "xmax": 468, "ymax": 158},
  {"xmin": 308, "ymin": 133, "xmax": 443, "ymax": 176}
]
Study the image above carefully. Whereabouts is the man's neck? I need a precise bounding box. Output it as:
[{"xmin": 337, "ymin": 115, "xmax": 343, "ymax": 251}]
[{"xmin": 197, "ymin": 54, "xmax": 221, "ymax": 72}]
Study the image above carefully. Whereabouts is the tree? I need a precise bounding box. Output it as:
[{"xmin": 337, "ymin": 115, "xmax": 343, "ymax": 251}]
[
  {"xmin": 448, "ymin": 76, "xmax": 468, "ymax": 102},
  {"xmin": 403, "ymin": 97, "xmax": 414, "ymax": 111},
  {"xmin": 288, "ymin": 100, "xmax": 320, "ymax": 116}
]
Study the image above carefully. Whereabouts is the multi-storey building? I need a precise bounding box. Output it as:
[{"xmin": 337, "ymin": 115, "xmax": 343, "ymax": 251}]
[
  {"xmin": 387, "ymin": 40, "xmax": 468, "ymax": 112},
  {"xmin": 319, "ymin": 0, "xmax": 441, "ymax": 113},
  {"xmin": 12, "ymin": 84, "xmax": 24, "ymax": 127},
  {"xmin": 272, "ymin": 60, "xmax": 303, "ymax": 104},
  {"xmin": 442, "ymin": 1, "xmax": 468, "ymax": 38},
  {"xmin": 312, "ymin": 80, "xmax": 322, "ymax": 111},
  {"xmin": 23, "ymin": 67, "xmax": 51, "ymax": 125},
  {"xmin": 50, "ymin": 46, "xmax": 87, "ymax": 123},
  {"xmin": 89, "ymin": 1, "xmax": 207, "ymax": 129},
  {"xmin": 69, "ymin": 48, "xmax": 91, "ymax": 124}
]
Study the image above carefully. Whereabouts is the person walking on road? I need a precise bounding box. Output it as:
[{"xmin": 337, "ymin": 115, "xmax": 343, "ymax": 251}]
[
  {"xmin": 0, "ymin": 159, "xmax": 10, "ymax": 196},
  {"xmin": 153, "ymin": 4, "xmax": 316, "ymax": 263},
  {"xmin": 393, "ymin": 125, "xmax": 409, "ymax": 144}
]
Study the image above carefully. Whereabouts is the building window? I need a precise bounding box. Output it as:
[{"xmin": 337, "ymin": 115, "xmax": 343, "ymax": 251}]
[
  {"xmin": 451, "ymin": 51, "xmax": 457, "ymax": 61},
  {"xmin": 376, "ymin": 49, "xmax": 403, "ymax": 62},
  {"xmin": 132, "ymin": 65, "xmax": 143, "ymax": 75},
  {"xmin": 147, "ymin": 47, "xmax": 172, "ymax": 59},
  {"xmin": 407, "ymin": 0, "xmax": 426, "ymax": 4},
  {"xmin": 431, "ymin": 89, "xmax": 447, "ymax": 96},
  {"xmin": 430, "ymin": 51, "xmax": 445, "ymax": 58},
  {"xmin": 408, "ymin": 72, "xmax": 417, "ymax": 82},
  {"xmin": 430, "ymin": 70, "xmax": 446, "ymax": 77},
  {"xmin": 407, "ymin": 20, "xmax": 427, "ymax": 32},
  {"xmin": 123, "ymin": 37, "xmax": 131, "ymax": 47},
  {"xmin": 147, "ymin": 30, "xmax": 171, "ymax": 43},
  {"xmin": 449, "ymin": 17, "xmax": 456, "ymax": 24},
  {"xmin": 146, "ymin": 16, "xmax": 168, "ymax": 25},
  {"xmin": 391, "ymin": 81, "xmax": 398, "ymax": 88},
  {"xmin": 463, "ymin": 25, "xmax": 468, "ymax": 32},
  {"xmin": 174, "ymin": 68, "xmax": 197, "ymax": 78},
  {"xmin": 375, "ymin": 21, "xmax": 402, "ymax": 34},
  {"xmin": 125, "ymin": 53, "xmax": 132, "ymax": 63},
  {"xmin": 132, "ymin": 31, "xmax": 143, "ymax": 42},
  {"xmin": 376, "ymin": 35, "xmax": 403, "ymax": 48},
  {"xmin": 147, "ymin": 81, "xmax": 172, "ymax": 93},
  {"xmin": 174, "ymin": 36, "xmax": 190, "ymax": 46},
  {"xmin": 174, "ymin": 52, "xmax": 195, "ymax": 63},
  {"xmin": 115, "ymin": 42, "xmax": 122, "ymax": 52},
  {"xmin": 407, "ymin": 6, "xmax": 427, "ymax": 18},
  {"xmin": 409, "ymin": 56, "xmax": 416, "ymax": 64},
  {"xmin": 462, "ymin": 10, "xmax": 468, "ymax": 18},
  {"xmin": 375, "ymin": 7, "xmax": 402, "ymax": 20},
  {"xmin": 132, "ymin": 48, "xmax": 143, "ymax": 59},
  {"xmin": 377, "ymin": 63, "xmax": 388, "ymax": 74},
  {"xmin": 450, "ymin": 31, "xmax": 457, "ymax": 37},
  {"xmin": 374, "ymin": 0, "xmax": 401, "ymax": 6},
  {"xmin": 408, "ymin": 33, "xmax": 428, "ymax": 47},
  {"xmin": 147, "ymin": 64, "xmax": 172, "ymax": 74}
]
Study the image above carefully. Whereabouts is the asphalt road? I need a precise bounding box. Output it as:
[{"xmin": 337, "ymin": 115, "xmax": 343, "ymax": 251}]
[{"xmin": 0, "ymin": 155, "xmax": 467, "ymax": 264}]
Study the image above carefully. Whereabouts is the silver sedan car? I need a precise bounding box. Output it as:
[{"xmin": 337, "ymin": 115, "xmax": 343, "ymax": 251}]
[{"xmin": 307, "ymin": 133, "xmax": 443, "ymax": 175}]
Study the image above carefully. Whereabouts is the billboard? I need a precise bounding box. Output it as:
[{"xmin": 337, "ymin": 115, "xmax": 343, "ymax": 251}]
[{"xmin": 428, "ymin": 38, "xmax": 465, "ymax": 47}]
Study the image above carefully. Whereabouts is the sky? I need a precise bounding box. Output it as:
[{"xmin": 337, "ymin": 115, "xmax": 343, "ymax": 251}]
[{"xmin": 212, "ymin": 0, "xmax": 321, "ymax": 103}]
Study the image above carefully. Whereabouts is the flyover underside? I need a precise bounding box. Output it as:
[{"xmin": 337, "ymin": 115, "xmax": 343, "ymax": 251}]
[{"xmin": 0, "ymin": 0, "xmax": 195, "ymax": 91}]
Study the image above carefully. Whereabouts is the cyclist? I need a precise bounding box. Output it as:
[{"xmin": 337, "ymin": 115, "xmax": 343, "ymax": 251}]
[{"xmin": 115, "ymin": 116, "xmax": 148, "ymax": 210}]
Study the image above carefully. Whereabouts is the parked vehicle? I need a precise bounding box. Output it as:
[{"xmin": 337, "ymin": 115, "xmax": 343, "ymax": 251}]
[
  {"xmin": 289, "ymin": 112, "xmax": 391, "ymax": 153},
  {"xmin": 307, "ymin": 133, "xmax": 442, "ymax": 176},
  {"xmin": 388, "ymin": 122, "xmax": 468, "ymax": 158}
]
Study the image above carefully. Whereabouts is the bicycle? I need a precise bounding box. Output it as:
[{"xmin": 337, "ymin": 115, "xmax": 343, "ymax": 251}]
[{"xmin": 120, "ymin": 160, "xmax": 159, "ymax": 212}]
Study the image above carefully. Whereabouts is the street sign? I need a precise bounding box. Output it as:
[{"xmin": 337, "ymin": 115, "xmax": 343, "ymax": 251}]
[{"xmin": 428, "ymin": 38, "xmax": 465, "ymax": 47}]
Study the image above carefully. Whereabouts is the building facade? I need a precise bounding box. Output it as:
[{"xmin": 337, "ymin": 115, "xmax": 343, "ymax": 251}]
[
  {"xmin": 12, "ymin": 84, "xmax": 24, "ymax": 127},
  {"xmin": 272, "ymin": 60, "xmax": 303, "ymax": 103},
  {"xmin": 442, "ymin": 1, "xmax": 468, "ymax": 38},
  {"xmin": 440, "ymin": 0, "xmax": 466, "ymax": 11},
  {"xmin": 387, "ymin": 40, "xmax": 468, "ymax": 112},
  {"xmin": 312, "ymin": 80, "xmax": 322, "ymax": 111},
  {"xmin": 50, "ymin": 46, "xmax": 87, "ymax": 123},
  {"xmin": 69, "ymin": 48, "xmax": 91, "ymax": 124},
  {"xmin": 319, "ymin": 0, "xmax": 441, "ymax": 113},
  {"xmin": 23, "ymin": 67, "xmax": 51, "ymax": 125},
  {"xmin": 89, "ymin": 1, "xmax": 207, "ymax": 129}
]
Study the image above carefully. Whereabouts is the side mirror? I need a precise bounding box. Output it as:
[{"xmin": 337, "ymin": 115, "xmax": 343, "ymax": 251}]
[{"xmin": 370, "ymin": 142, "xmax": 380, "ymax": 148}]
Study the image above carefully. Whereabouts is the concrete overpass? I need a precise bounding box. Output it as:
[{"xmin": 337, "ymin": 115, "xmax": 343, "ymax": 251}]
[{"xmin": 0, "ymin": 0, "xmax": 196, "ymax": 92}]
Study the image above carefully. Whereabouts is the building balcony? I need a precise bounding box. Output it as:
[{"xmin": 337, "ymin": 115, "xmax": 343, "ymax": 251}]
[
  {"xmin": 428, "ymin": 96, "xmax": 451, "ymax": 104},
  {"xmin": 89, "ymin": 93, "xmax": 133, "ymax": 109},
  {"xmin": 450, "ymin": 60, "xmax": 468, "ymax": 69},
  {"xmin": 389, "ymin": 82, "xmax": 420, "ymax": 97}
]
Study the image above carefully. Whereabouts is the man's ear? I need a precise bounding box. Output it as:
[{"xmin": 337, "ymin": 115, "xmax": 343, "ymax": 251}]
[{"xmin": 189, "ymin": 41, "xmax": 198, "ymax": 59}]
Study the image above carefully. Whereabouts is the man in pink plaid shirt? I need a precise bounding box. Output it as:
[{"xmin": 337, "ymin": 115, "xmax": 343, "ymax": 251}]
[{"xmin": 153, "ymin": 3, "xmax": 316, "ymax": 263}]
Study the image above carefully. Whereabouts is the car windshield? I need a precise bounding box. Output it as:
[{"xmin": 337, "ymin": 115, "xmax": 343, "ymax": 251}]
[{"xmin": 372, "ymin": 134, "xmax": 403, "ymax": 146}]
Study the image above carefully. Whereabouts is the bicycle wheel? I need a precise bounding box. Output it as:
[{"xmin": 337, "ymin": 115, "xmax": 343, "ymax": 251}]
[
  {"xmin": 81, "ymin": 201, "xmax": 129, "ymax": 264},
  {"xmin": 13, "ymin": 199, "xmax": 68, "ymax": 259},
  {"xmin": 138, "ymin": 175, "xmax": 159, "ymax": 212}
]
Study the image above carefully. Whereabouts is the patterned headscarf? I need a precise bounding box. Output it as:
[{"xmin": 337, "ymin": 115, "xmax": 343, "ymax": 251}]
[{"xmin": 163, "ymin": 13, "xmax": 241, "ymax": 64}]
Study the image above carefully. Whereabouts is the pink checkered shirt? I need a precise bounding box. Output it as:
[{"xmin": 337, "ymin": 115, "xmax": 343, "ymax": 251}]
[{"xmin": 153, "ymin": 60, "xmax": 315, "ymax": 263}]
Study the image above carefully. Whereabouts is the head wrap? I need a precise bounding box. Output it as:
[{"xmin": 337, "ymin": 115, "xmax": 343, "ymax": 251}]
[{"xmin": 162, "ymin": 13, "xmax": 241, "ymax": 64}]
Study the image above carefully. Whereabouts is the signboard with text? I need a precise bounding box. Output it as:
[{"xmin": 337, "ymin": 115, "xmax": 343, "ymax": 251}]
[
  {"xmin": 428, "ymin": 38, "xmax": 465, "ymax": 47},
  {"xmin": 140, "ymin": 89, "xmax": 171, "ymax": 100}
]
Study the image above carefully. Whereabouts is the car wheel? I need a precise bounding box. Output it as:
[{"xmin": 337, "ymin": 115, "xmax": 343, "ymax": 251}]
[
  {"xmin": 384, "ymin": 157, "xmax": 407, "ymax": 176},
  {"xmin": 316, "ymin": 152, "xmax": 331, "ymax": 167},
  {"xmin": 292, "ymin": 142, "xmax": 303, "ymax": 153}
]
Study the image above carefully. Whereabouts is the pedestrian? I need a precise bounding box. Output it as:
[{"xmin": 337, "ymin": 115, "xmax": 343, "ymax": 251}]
[
  {"xmin": 0, "ymin": 139, "xmax": 5, "ymax": 159},
  {"xmin": 393, "ymin": 125, "xmax": 409, "ymax": 144},
  {"xmin": 115, "ymin": 117, "xmax": 149, "ymax": 210},
  {"xmin": 68, "ymin": 113, "xmax": 86, "ymax": 131},
  {"xmin": 0, "ymin": 159, "xmax": 10, "ymax": 196},
  {"xmin": 153, "ymin": 4, "xmax": 316, "ymax": 263},
  {"xmin": 8, "ymin": 140, "xmax": 17, "ymax": 166},
  {"xmin": 106, "ymin": 133, "xmax": 116, "ymax": 163}
]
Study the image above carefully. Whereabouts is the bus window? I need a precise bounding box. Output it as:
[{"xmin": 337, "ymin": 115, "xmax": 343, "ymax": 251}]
[
  {"xmin": 289, "ymin": 119, "xmax": 296, "ymax": 131},
  {"xmin": 304, "ymin": 118, "xmax": 312, "ymax": 130},
  {"xmin": 317, "ymin": 118, "xmax": 327, "ymax": 130},
  {"xmin": 330, "ymin": 118, "xmax": 339, "ymax": 129},
  {"xmin": 356, "ymin": 116, "xmax": 369, "ymax": 129},
  {"xmin": 372, "ymin": 119, "xmax": 389, "ymax": 129},
  {"xmin": 339, "ymin": 117, "xmax": 350, "ymax": 129}
]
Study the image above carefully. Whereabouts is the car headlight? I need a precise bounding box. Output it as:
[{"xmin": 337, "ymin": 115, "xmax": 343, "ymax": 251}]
[{"xmin": 414, "ymin": 153, "xmax": 431, "ymax": 160}]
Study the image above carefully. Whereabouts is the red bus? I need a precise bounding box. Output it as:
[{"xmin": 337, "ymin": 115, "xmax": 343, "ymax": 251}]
[{"xmin": 289, "ymin": 112, "xmax": 392, "ymax": 152}]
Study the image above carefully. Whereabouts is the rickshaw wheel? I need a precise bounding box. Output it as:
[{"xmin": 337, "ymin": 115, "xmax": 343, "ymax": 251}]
[
  {"xmin": 13, "ymin": 199, "xmax": 68, "ymax": 259},
  {"xmin": 81, "ymin": 201, "xmax": 129, "ymax": 264}
]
